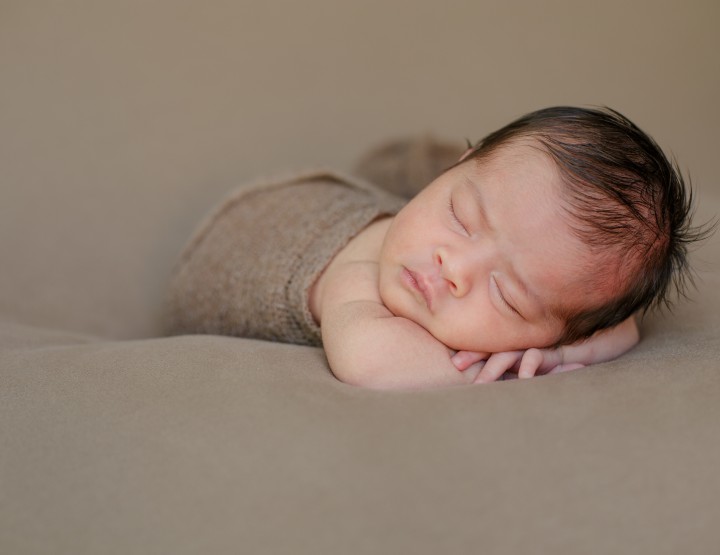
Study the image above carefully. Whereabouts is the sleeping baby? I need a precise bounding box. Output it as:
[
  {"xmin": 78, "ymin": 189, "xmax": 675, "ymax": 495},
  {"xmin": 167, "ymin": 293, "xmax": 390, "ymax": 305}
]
[{"xmin": 165, "ymin": 106, "xmax": 702, "ymax": 389}]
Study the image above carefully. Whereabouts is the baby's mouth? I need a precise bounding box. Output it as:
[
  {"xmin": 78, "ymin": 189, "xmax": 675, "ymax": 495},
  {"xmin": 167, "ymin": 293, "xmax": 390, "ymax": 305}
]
[{"xmin": 403, "ymin": 267, "xmax": 433, "ymax": 310}]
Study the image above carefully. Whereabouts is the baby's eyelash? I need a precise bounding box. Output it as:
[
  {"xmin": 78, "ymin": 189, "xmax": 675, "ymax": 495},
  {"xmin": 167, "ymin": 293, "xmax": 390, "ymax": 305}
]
[
  {"xmin": 492, "ymin": 275, "xmax": 521, "ymax": 316},
  {"xmin": 498, "ymin": 289, "xmax": 519, "ymax": 315},
  {"xmin": 447, "ymin": 197, "xmax": 468, "ymax": 234}
]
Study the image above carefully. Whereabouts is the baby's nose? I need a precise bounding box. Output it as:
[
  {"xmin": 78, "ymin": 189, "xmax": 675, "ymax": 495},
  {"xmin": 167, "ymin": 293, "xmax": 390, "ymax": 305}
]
[{"xmin": 434, "ymin": 247, "xmax": 472, "ymax": 298}]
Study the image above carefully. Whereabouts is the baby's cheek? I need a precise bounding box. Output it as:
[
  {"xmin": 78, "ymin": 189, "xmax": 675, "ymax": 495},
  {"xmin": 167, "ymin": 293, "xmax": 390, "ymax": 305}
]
[{"xmin": 377, "ymin": 273, "xmax": 405, "ymax": 318}]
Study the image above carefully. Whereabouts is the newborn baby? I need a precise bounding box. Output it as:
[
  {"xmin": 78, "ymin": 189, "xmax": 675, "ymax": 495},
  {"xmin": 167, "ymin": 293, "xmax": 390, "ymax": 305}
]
[{"xmin": 166, "ymin": 106, "xmax": 700, "ymax": 389}]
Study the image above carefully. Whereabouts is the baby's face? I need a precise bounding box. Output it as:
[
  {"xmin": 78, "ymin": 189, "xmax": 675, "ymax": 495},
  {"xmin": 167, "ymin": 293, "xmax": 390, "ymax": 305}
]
[{"xmin": 378, "ymin": 139, "xmax": 606, "ymax": 352}]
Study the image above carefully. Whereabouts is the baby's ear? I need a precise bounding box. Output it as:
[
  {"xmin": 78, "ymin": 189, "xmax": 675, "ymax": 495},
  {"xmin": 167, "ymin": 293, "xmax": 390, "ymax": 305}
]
[{"xmin": 458, "ymin": 147, "xmax": 474, "ymax": 162}]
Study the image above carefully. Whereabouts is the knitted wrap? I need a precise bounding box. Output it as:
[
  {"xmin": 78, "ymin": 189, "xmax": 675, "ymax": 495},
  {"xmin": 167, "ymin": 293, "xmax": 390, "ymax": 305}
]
[{"xmin": 165, "ymin": 170, "xmax": 406, "ymax": 346}]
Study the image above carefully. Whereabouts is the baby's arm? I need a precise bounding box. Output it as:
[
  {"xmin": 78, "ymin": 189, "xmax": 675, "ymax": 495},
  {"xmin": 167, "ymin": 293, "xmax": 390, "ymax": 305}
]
[
  {"xmin": 452, "ymin": 315, "xmax": 640, "ymax": 383},
  {"xmin": 318, "ymin": 260, "xmax": 479, "ymax": 389}
]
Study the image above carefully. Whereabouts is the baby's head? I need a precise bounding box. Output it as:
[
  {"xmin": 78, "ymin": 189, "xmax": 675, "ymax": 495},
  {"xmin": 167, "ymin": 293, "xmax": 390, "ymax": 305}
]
[
  {"xmin": 378, "ymin": 106, "xmax": 705, "ymax": 352},
  {"xmin": 463, "ymin": 106, "xmax": 707, "ymax": 344}
]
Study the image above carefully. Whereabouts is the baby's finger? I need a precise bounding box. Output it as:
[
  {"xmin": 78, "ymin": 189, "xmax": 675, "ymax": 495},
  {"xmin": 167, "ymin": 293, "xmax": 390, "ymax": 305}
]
[
  {"xmin": 546, "ymin": 363, "xmax": 585, "ymax": 374},
  {"xmin": 461, "ymin": 359, "xmax": 486, "ymax": 384},
  {"xmin": 474, "ymin": 351, "xmax": 522, "ymax": 383},
  {"xmin": 451, "ymin": 351, "xmax": 489, "ymax": 371},
  {"xmin": 517, "ymin": 348, "xmax": 543, "ymax": 379}
]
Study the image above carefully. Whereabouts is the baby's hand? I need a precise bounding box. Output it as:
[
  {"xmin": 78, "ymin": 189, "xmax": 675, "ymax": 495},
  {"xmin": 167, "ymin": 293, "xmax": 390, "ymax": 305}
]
[
  {"xmin": 450, "ymin": 316, "xmax": 638, "ymax": 384},
  {"xmin": 451, "ymin": 348, "xmax": 584, "ymax": 383},
  {"xmin": 450, "ymin": 350, "xmax": 490, "ymax": 372}
]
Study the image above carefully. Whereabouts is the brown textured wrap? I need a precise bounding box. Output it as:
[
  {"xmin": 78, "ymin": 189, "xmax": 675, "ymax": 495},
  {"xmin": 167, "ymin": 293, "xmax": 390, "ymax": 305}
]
[{"xmin": 165, "ymin": 170, "xmax": 406, "ymax": 345}]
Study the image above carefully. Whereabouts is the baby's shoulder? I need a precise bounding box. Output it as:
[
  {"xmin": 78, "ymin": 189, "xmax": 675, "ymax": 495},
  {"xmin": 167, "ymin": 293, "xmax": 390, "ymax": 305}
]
[{"xmin": 309, "ymin": 217, "xmax": 391, "ymax": 321}]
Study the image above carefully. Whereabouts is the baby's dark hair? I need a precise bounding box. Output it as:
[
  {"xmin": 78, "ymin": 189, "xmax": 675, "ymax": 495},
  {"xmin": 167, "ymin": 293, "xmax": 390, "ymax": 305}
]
[{"xmin": 465, "ymin": 106, "xmax": 712, "ymax": 345}]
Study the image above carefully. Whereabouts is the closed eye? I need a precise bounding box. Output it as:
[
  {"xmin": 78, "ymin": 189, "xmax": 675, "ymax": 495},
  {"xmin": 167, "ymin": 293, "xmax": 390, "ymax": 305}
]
[
  {"xmin": 492, "ymin": 275, "xmax": 522, "ymax": 317},
  {"xmin": 447, "ymin": 196, "xmax": 469, "ymax": 235}
]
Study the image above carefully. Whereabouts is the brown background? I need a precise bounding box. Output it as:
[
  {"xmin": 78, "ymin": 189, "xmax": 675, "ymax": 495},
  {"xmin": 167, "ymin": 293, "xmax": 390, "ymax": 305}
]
[{"xmin": 1, "ymin": 0, "xmax": 717, "ymax": 339}]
